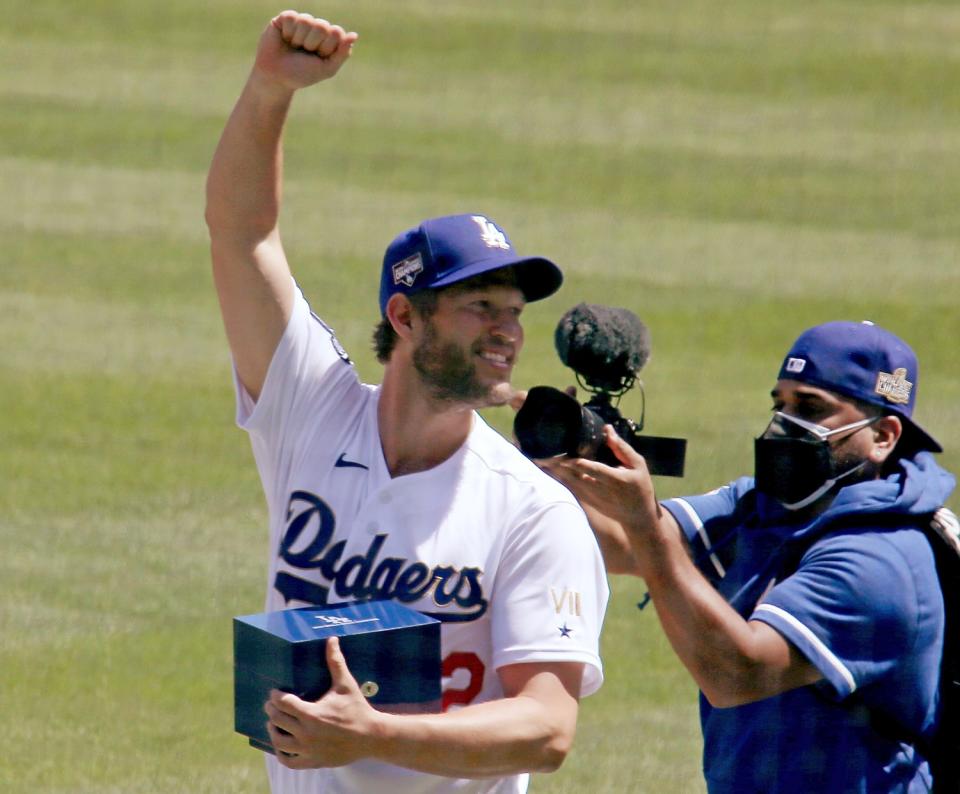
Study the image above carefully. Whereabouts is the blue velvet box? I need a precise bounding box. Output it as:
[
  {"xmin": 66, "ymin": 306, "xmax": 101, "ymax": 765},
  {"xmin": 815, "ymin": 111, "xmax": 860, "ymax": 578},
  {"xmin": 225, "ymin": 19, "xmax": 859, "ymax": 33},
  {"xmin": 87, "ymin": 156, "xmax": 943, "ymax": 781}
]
[{"xmin": 234, "ymin": 600, "xmax": 442, "ymax": 752}]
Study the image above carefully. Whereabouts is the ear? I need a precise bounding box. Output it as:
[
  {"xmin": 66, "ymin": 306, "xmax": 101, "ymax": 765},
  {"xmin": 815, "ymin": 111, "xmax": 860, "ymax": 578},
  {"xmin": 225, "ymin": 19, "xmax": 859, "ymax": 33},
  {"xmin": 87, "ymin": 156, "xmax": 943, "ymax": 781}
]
[
  {"xmin": 869, "ymin": 415, "xmax": 902, "ymax": 464},
  {"xmin": 385, "ymin": 293, "xmax": 416, "ymax": 341}
]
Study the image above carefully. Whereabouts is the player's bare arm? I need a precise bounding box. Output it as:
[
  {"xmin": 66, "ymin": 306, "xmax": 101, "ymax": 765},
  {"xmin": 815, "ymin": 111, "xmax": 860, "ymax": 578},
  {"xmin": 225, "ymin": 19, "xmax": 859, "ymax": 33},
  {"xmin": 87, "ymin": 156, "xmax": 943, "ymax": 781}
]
[
  {"xmin": 544, "ymin": 425, "xmax": 823, "ymax": 707},
  {"xmin": 265, "ymin": 637, "xmax": 582, "ymax": 776},
  {"xmin": 205, "ymin": 11, "xmax": 357, "ymax": 400}
]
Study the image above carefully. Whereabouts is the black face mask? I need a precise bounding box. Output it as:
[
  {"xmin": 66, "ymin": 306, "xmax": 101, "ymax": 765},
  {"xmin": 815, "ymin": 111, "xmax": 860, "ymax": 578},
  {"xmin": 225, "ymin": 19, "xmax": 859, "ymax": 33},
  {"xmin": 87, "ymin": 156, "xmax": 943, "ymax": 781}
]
[{"xmin": 754, "ymin": 412, "xmax": 876, "ymax": 511}]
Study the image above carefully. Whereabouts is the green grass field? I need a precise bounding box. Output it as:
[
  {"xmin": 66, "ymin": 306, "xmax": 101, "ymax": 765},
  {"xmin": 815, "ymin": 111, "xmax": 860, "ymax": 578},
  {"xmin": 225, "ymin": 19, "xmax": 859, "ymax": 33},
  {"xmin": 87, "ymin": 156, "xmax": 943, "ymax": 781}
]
[{"xmin": 3, "ymin": 1, "xmax": 959, "ymax": 791}]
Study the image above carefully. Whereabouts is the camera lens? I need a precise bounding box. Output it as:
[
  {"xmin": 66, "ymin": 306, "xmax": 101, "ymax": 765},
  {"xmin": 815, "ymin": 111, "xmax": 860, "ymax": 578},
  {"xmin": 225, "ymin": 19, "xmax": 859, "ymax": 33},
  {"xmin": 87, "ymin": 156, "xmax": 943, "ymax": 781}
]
[{"xmin": 515, "ymin": 386, "xmax": 604, "ymax": 459}]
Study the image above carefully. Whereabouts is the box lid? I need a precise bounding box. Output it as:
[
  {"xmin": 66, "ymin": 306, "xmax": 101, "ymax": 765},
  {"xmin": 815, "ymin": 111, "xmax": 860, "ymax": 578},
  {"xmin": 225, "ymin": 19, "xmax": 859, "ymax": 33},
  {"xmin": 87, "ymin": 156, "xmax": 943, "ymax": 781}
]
[{"xmin": 234, "ymin": 600, "xmax": 438, "ymax": 643}]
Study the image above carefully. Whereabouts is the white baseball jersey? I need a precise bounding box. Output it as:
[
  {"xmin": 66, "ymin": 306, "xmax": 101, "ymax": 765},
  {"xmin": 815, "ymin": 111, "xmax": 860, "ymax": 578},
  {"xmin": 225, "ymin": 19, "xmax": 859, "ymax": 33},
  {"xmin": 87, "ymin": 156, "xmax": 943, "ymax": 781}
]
[{"xmin": 234, "ymin": 284, "xmax": 609, "ymax": 794}]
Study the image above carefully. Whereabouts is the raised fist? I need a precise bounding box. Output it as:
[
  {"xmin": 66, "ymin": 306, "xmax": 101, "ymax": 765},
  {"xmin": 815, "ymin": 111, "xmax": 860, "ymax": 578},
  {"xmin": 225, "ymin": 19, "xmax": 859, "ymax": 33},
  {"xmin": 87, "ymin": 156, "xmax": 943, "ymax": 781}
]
[{"xmin": 254, "ymin": 10, "xmax": 358, "ymax": 91}]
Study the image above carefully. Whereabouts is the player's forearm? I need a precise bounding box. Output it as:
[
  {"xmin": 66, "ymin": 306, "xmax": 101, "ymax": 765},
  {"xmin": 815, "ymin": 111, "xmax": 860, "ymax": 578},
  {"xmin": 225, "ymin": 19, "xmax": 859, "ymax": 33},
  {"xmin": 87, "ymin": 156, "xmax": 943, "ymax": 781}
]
[
  {"xmin": 368, "ymin": 694, "xmax": 577, "ymax": 778},
  {"xmin": 205, "ymin": 70, "xmax": 294, "ymax": 244}
]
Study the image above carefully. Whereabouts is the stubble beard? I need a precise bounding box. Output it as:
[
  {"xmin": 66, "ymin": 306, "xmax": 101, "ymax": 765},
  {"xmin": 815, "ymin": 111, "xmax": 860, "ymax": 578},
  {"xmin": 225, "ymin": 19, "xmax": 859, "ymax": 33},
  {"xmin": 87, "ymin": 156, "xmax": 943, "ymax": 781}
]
[
  {"xmin": 412, "ymin": 323, "xmax": 512, "ymax": 409},
  {"xmin": 829, "ymin": 444, "xmax": 876, "ymax": 484}
]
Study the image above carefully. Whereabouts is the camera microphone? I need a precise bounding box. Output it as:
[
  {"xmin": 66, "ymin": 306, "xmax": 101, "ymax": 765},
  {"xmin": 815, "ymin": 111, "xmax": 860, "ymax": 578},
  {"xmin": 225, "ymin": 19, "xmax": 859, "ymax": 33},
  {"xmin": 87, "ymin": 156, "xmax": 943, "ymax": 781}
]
[
  {"xmin": 554, "ymin": 303, "xmax": 651, "ymax": 394},
  {"xmin": 515, "ymin": 303, "xmax": 687, "ymax": 476}
]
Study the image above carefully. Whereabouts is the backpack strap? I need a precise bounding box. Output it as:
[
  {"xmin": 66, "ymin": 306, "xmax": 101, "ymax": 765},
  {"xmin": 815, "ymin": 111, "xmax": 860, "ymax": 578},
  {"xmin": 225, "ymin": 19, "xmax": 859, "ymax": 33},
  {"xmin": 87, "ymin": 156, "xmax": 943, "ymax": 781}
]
[{"xmin": 926, "ymin": 508, "xmax": 960, "ymax": 794}]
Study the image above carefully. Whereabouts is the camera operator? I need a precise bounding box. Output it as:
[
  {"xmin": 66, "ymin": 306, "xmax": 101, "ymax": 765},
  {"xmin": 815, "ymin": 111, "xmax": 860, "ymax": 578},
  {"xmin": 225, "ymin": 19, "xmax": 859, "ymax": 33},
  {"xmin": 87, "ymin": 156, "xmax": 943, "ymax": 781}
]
[{"xmin": 540, "ymin": 320, "xmax": 956, "ymax": 793}]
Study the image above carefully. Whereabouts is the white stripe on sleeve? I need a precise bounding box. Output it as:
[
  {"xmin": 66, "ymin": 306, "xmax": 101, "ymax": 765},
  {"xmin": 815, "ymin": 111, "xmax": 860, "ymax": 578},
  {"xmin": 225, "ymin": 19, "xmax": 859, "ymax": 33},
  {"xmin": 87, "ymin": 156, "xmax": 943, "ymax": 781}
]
[
  {"xmin": 753, "ymin": 603, "xmax": 857, "ymax": 694},
  {"xmin": 670, "ymin": 498, "xmax": 726, "ymax": 578}
]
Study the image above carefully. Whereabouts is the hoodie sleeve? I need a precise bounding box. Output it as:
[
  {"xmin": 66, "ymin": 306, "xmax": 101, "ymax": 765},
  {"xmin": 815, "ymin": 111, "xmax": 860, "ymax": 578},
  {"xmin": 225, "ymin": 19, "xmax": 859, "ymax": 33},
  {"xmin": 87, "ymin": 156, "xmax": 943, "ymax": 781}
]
[
  {"xmin": 751, "ymin": 527, "xmax": 941, "ymax": 700},
  {"xmin": 662, "ymin": 477, "xmax": 756, "ymax": 583}
]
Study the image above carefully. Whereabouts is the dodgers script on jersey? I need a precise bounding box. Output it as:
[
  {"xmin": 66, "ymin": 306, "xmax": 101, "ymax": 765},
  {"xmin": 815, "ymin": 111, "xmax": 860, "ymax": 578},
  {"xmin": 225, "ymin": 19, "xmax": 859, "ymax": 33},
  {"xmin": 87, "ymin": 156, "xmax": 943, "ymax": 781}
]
[{"xmin": 233, "ymin": 284, "xmax": 609, "ymax": 794}]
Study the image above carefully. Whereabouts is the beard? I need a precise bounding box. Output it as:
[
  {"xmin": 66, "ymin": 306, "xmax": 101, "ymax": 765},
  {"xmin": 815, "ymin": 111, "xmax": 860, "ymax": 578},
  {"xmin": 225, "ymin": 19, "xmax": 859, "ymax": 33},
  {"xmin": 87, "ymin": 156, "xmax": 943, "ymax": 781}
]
[
  {"xmin": 412, "ymin": 321, "xmax": 512, "ymax": 408},
  {"xmin": 829, "ymin": 444, "xmax": 879, "ymax": 486}
]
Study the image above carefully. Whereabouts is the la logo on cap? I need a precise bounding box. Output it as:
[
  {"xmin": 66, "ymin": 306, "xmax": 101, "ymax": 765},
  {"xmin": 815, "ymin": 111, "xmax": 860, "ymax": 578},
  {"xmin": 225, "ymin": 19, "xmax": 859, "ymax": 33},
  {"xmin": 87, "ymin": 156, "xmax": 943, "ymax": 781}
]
[
  {"xmin": 875, "ymin": 368, "xmax": 912, "ymax": 405},
  {"xmin": 471, "ymin": 216, "xmax": 510, "ymax": 250}
]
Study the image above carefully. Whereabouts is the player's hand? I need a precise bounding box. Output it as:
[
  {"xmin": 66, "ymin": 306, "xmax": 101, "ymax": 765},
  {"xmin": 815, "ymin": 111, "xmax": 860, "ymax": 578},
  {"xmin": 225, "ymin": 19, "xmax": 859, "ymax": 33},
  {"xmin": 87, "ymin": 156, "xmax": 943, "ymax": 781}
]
[
  {"xmin": 265, "ymin": 637, "xmax": 380, "ymax": 769},
  {"xmin": 253, "ymin": 11, "xmax": 358, "ymax": 92}
]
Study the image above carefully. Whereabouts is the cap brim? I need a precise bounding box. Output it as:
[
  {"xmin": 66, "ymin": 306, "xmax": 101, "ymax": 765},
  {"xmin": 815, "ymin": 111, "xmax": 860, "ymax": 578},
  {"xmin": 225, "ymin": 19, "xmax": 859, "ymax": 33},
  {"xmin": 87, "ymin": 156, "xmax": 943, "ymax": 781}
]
[
  {"xmin": 899, "ymin": 415, "xmax": 942, "ymax": 454},
  {"xmin": 430, "ymin": 255, "xmax": 563, "ymax": 303}
]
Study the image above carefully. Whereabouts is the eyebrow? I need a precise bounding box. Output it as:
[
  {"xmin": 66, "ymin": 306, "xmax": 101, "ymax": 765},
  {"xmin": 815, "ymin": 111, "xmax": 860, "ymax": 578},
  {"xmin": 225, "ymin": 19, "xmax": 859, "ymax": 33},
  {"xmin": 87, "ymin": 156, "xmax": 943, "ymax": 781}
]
[
  {"xmin": 452, "ymin": 270, "xmax": 520, "ymax": 290},
  {"xmin": 446, "ymin": 281, "xmax": 527, "ymax": 305},
  {"xmin": 769, "ymin": 387, "xmax": 832, "ymax": 404}
]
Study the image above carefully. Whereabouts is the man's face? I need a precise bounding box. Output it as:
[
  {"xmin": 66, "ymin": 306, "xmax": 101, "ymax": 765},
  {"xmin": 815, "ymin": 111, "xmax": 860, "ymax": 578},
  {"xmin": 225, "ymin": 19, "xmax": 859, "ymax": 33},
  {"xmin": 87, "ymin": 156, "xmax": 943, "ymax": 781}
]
[
  {"xmin": 411, "ymin": 281, "xmax": 526, "ymax": 409},
  {"xmin": 768, "ymin": 379, "xmax": 877, "ymax": 471}
]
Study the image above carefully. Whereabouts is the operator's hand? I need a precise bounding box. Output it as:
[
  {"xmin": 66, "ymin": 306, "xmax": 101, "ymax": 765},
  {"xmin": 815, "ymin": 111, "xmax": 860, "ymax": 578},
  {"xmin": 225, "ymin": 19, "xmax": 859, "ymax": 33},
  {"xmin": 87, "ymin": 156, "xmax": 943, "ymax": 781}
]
[
  {"xmin": 539, "ymin": 425, "xmax": 663, "ymax": 541},
  {"xmin": 254, "ymin": 10, "xmax": 358, "ymax": 92},
  {"xmin": 265, "ymin": 637, "xmax": 380, "ymax": 769}
]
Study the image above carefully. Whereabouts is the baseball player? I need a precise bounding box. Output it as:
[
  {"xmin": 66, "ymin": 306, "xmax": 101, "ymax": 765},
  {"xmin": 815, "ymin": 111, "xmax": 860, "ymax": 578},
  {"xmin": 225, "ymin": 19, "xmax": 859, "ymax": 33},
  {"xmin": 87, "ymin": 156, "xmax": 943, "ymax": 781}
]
[{"xmin": 205, "ymin": 11, "xmax": 609, "ymax": 794}]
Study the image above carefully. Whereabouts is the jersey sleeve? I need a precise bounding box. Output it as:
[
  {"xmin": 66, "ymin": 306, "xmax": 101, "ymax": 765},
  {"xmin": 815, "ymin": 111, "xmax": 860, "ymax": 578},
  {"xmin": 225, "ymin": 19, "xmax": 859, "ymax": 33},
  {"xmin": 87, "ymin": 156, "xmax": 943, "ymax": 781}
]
[
  {"xmin": 750, "ymin": 531, "xmax": 926, "ymax": 698},
  {"xmin": 489, "ymin": 499, "xmax": 610, "ymax": 697},
  {"xmin": 233, "ymin": 282, "xmax": 358, "ymax": 507}
]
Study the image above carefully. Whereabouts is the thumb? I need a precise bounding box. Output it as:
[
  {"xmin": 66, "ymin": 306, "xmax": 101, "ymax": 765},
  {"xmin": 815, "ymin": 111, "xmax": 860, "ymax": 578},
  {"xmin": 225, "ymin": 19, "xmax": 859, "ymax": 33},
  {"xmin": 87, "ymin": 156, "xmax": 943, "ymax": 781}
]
[
  {"xmin": 605, "ymin": 425, "xmax": 647, "ymax": 470},
  {"xmin": 325, "ymin": 636, "xmax": 354, "ymax": 690}
]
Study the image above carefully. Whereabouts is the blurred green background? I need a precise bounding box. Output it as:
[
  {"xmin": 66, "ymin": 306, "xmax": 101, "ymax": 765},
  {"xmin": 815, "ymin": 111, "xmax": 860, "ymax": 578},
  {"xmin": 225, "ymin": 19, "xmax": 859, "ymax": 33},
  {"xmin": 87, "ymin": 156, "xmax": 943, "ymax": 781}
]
[{"xmin": 2, "ymin": 1, "xmax": 958, "ymax": 791}]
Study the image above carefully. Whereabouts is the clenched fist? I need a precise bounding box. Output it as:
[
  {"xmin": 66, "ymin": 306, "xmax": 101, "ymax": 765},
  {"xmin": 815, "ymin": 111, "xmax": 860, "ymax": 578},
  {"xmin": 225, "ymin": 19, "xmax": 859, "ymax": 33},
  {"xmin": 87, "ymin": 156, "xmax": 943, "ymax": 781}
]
[{"xmin": 254, "ymin": 10, "xmax": 358, "ymax": 91}]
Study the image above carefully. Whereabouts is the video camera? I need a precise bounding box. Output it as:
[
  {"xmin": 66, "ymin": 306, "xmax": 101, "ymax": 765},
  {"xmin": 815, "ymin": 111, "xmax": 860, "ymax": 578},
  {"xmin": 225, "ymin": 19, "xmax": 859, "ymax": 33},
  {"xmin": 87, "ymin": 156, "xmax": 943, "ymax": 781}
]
[{"xmin": 514, "ymin": 303, "xmax": 687, "ymax": 477}]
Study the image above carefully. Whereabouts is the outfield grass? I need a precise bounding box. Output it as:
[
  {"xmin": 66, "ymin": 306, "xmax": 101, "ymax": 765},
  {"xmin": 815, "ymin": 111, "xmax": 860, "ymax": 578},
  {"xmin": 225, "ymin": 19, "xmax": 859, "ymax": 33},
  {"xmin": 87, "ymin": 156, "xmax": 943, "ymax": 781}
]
[{"xmin": 3, "ymin": 1, "xmax": 958, "ymax": 792}]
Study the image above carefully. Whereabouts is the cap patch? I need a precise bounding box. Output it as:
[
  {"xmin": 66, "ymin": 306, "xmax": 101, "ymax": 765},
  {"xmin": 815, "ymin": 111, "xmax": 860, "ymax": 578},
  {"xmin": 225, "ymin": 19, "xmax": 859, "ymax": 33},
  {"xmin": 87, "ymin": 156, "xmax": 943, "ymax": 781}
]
[
  {"xmin": 875, "ymin": 368, "xmax": 912, "ymax": 405},
  {"xmin": 471, "ymin": 215, "xmax": 510, "ymax": 250},
  {"xmin": 785, "ymin": 357, "xmax": 806, "ymax": 374},
  {"xmin": 392, "ymin": 253, "xmax": 424, "ymax": 287}
]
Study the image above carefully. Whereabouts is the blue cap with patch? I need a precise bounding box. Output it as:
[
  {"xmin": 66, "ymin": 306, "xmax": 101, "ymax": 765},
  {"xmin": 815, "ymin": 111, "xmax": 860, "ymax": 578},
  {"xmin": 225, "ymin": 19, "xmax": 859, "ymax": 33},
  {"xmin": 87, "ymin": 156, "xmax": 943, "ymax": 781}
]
[
  {"xmin": 379, "ymin": 214, "xmax": 563, "ymax": 315},
  {"xmin": 778, "ymin": 320, "xmax": 941, "ymax": 453}
]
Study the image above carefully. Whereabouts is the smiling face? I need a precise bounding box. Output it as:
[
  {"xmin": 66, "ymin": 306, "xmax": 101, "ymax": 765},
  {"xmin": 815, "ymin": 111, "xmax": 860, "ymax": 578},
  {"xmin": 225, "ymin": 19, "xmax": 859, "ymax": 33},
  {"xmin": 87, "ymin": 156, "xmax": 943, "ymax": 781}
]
[{"xmin": 410, "ymin": 271, "xmax": 526, "ymax": 409}]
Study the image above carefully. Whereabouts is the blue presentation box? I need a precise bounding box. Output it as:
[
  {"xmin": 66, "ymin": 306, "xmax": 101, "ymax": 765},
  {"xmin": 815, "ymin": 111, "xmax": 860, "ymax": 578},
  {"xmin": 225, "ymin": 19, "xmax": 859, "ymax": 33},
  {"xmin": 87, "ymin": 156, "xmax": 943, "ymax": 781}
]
[{"xmin": 234, "ymin": 600, "xmax": 442, "ymax": 752}]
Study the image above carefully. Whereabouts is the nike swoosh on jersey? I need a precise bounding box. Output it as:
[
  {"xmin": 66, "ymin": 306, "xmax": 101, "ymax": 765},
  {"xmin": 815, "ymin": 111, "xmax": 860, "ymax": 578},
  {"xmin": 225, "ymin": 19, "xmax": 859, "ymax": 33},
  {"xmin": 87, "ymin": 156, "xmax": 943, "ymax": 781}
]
[{"xmin": 334, "ymin": 453, "xmax": 369, "ymax": 470}]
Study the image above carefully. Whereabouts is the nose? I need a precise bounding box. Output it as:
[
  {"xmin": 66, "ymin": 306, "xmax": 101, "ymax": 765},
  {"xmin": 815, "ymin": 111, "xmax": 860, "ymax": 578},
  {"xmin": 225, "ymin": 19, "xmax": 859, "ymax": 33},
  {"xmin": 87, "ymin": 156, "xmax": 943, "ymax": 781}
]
[
  {"xmin": 490, "ymin": 311, "xmax": 522, "ymax": 344},
  {"xmin": 763, "ymin": 414, "xmax": 794, "ymax": 439}
]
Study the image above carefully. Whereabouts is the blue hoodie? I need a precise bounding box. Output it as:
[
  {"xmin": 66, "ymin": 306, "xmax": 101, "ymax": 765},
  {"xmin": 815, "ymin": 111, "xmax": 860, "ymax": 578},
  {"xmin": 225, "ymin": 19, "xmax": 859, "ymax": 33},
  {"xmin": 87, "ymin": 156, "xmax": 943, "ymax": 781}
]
[{"xmin": 662, "ymin": 452, "xmax": 956, "ymax": 794}]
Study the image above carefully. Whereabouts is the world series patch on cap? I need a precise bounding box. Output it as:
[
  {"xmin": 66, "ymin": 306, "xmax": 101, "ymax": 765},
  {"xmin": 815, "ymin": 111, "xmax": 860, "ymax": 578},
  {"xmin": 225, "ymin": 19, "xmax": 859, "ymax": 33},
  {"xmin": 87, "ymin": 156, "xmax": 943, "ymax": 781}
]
[
  {"xmin": 234, "ymin": 600, "xmax": 441, "ymax": 753},
  {"xmin": 777, "ymin": 320, "xmax": 941, "ymax": 453}
]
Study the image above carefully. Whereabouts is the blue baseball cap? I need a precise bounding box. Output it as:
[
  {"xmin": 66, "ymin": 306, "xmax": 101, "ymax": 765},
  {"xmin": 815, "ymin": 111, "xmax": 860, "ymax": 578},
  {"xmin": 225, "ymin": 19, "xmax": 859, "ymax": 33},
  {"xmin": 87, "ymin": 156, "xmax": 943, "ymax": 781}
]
[
  {"xmin": 777, "ymin": 320, "xmax": 941, "ymax": 453},
  {"xmin": 379, "ymin": 214, "xmax": 563, "ymax": 315}
]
